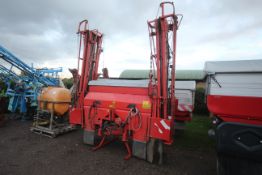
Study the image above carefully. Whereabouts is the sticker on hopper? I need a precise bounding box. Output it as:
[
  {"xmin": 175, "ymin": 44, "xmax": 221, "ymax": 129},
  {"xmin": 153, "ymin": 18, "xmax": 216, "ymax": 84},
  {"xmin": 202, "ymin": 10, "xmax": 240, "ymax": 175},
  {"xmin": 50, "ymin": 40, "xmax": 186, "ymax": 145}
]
[
  {"xmin": 109, "ymin": 101, "xmax": 116, "ymax": 108},
  {"xmin": 142, "ymin": 100, "xmax": 151, "ymax": 109}
]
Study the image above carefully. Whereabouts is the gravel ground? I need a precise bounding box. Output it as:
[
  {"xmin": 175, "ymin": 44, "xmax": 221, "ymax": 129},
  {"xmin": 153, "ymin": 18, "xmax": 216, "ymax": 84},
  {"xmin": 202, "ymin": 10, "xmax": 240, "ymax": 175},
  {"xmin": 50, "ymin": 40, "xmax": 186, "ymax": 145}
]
[{"xmin": 0, "ymin": 120, "xmax": 216, "ymax": 175}]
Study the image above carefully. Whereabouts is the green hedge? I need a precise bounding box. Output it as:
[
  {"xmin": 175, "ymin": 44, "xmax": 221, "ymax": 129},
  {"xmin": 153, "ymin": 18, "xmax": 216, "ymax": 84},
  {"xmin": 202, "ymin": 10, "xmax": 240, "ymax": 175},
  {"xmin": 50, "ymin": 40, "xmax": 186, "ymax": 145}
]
[
  {"xmin": 0, "ymin": 80, "xmax": 7, "ymax": 97},
  {"xmin": 194, "ymin": 87, "xmax": 209, "ymax": 115},
  {"xmin": 62, "ymin": 78, "xmax": 73, "ymax": 89}
]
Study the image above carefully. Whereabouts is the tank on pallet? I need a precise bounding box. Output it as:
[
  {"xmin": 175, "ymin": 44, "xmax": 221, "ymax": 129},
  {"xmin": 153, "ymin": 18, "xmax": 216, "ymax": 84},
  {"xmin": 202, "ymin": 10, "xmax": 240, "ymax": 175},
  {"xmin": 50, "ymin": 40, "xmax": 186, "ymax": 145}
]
[
  {"xmin": 39, "ymin": 87, "xmax": 71, "ymax": 116},
  {"xmin": 31, "ymin": 87, "xmax": 75, "ymax": 138}
]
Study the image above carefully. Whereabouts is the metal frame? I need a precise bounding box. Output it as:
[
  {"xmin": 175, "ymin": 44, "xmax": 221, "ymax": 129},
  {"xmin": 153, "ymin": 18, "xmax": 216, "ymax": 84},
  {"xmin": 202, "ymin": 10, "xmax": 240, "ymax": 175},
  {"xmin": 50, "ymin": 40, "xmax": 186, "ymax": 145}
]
[{"xmin": 31, "ymin": 100, "xmax": 75, "ymax": 138}]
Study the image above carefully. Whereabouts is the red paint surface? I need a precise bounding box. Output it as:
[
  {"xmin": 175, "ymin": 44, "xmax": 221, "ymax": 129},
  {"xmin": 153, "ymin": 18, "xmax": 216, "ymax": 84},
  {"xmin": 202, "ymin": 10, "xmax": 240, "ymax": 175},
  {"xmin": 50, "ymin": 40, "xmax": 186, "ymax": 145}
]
[
  {"xmin": 69, "ymin": 107, "xmax": 82, "ymax": 125},
  {"xmin": 174, "ymin": 110, "xmax": 192, "ymax": 122},
  {"xmin": 207, "ymin": 95, "xmax": 262, "ymax": 125},
  {"xmin": 174, "ymin": 102, "xmax": 192, "ymax": 122},
  {"xmin": 85, "ymin": 86, "xmax": 151, "ymax": 114},
  {"xmin": 83, "ymin": 85, "xmax": 174, "ymax": 143},
  {"xmin": 150, "ymin": 117, "xmax": 173, "ymax": 143},
  {"xmin": 83, "ymin": 86, "xmax": 153, "ymax": 142}
]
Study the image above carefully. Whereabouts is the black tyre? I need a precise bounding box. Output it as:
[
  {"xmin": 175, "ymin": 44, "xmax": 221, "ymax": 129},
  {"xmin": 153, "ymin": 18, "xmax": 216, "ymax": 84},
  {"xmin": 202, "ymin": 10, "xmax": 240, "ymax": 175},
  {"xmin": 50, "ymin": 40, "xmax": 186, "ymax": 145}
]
[
  {"xmin": 217, "ymin": 154, "xmax": 262, "ymax": 175},
  {"xmin": 216, "ymin": 154, "xmax": 226, "ymax": 175}
]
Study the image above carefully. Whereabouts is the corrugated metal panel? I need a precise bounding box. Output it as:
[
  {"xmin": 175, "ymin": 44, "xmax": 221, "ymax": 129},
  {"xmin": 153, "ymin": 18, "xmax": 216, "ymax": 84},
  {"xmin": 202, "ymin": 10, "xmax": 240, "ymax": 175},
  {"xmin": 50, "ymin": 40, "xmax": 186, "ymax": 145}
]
[{"xmin": 208, "ymin": 73, "xmax": 262, "ymax": 97}]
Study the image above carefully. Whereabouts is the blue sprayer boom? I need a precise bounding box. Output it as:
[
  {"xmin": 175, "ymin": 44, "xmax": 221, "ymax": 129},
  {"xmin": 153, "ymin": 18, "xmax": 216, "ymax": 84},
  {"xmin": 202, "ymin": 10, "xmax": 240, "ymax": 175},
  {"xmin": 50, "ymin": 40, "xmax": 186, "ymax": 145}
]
[{"xmin": 0, "ymin": 45, "xmax": 62, "ymax": 117}]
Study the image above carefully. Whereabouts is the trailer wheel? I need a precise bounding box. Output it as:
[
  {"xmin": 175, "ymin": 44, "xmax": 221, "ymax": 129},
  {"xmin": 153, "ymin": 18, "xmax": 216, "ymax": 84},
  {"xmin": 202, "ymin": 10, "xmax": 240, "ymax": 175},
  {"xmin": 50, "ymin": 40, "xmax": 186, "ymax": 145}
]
[
  {"xmin": 216, "ymin": 154, "xmax": 226, "ymax": 175},
  {"xmin": 217, "ymin": 154, "xmax": 262, "ymax": 175}
]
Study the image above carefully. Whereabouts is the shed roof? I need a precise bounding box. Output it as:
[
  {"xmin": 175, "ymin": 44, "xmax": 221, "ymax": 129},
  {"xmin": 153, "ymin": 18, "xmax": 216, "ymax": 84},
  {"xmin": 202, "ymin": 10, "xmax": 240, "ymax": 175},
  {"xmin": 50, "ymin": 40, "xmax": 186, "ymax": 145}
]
[
  {"xmin": 119, "ymin": 69, "xmax": 206, "ymax": 80},
  {"xmin": 204, "ymin": 59, "xmax": 262, "ymax": 73},
  {"xmin": 176, "ymin": 70, "xmax": 206, "ymax": 80}
]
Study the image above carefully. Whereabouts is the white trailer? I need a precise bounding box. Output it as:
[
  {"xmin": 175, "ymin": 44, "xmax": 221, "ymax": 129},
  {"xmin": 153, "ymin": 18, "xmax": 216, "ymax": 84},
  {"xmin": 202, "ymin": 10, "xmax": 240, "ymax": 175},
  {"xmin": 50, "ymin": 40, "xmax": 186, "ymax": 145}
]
[{"xmin": 174, "ymin": 81, "xmax": 196, "ymax": 121}]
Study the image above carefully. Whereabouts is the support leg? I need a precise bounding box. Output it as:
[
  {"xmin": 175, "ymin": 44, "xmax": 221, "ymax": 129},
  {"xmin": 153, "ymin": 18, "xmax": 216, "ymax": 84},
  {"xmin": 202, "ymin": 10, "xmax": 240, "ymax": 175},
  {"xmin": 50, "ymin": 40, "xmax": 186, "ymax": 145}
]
[
  {"xmin": 158, "ymin": 140, "xmax": 163, "ymax": 165},
  {"xmin": 132, "ymin": 141, "xmax": 147, "ymax": 160},
  {"xmin": 147, "ymin": 138, "xmax": 156, "ymax": 163},
  {"xmin": 83, "ymin": 130, "xmax": 95, "ymax": 145},
  {"xmin": 124, "ymin": 142, "xmax": 132, "ymax": 160}
]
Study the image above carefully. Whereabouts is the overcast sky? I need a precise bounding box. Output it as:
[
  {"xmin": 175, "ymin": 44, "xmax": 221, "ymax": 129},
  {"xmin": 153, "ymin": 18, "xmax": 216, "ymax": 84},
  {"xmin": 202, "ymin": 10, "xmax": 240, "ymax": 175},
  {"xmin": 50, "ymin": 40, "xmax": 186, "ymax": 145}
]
[{"xmin": 0, "ymin": 0, "xmax": 261, "ymax": 77}]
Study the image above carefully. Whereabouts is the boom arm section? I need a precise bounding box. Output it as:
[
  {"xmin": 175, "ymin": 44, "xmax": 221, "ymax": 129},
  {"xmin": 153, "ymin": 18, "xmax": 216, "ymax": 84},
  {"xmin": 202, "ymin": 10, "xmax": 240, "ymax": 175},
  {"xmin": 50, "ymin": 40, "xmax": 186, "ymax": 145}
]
[
  {"xmin": 148, "ymin": 2, "xmax": 182, "ymax": 119},
  {"xmin": 70, "ymin": 20, "xmax": 103, "ymax": 125},
  {"xmin": 0, "ymin": 45, "xmax": 62, "ymax": 113},
  {"xmin": 0, "ymin": 45, "xmax": 61, "ymax": 86}
]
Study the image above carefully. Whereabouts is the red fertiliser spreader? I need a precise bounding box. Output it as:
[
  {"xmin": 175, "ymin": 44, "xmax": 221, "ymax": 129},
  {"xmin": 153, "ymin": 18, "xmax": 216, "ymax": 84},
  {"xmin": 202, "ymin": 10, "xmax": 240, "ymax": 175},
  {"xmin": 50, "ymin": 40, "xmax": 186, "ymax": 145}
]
[
  {"xmin": 205, "ymin": 60, "xmax": 262, "ymax": 174},
  {"xmin": 69, "ymin": 2, "xmax": 182, "ymax": 163}
]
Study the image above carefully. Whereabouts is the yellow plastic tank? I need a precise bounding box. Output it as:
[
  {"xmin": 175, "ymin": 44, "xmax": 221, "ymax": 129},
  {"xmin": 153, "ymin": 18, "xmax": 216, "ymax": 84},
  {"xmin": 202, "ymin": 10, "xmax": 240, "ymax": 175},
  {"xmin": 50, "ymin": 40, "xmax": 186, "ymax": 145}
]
[{"xmin": 38, "ymin": 87, "xmax": 71, "ymax": 116}]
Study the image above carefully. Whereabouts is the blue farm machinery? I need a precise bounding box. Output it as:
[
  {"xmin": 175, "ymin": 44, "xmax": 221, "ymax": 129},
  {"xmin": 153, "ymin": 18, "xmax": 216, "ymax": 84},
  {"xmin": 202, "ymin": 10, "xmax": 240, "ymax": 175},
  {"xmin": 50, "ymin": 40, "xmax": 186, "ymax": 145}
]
[
  {"xmin": 0, "ymin": 45, "xmax": 74, "ymax": 137},
  {"xmin": 0, "ymin": 45, "xmax": 61, "ymax": 118}
]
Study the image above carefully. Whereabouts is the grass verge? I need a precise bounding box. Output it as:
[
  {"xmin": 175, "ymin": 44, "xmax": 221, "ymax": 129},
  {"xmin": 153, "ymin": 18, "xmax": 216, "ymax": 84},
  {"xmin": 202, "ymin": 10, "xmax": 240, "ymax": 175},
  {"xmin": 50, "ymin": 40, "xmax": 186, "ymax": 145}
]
[{"xmin": 174, "ymin": 114, "xmax": 215, "ymax": 151}]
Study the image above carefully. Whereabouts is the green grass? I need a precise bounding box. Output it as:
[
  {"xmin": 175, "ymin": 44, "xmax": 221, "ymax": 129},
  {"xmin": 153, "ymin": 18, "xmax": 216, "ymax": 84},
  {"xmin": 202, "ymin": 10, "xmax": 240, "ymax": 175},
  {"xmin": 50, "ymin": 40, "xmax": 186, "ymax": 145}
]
[{"xmin": 174, "ymin": 115, "xmax": 215, "ymax": 151}]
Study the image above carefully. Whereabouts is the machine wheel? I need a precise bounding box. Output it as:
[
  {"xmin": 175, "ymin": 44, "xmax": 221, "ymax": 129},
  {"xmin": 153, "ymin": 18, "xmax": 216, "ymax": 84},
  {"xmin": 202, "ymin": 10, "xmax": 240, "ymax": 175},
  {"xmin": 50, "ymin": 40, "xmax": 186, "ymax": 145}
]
[
  {"xmin": 217, "ymin": 154, "xmax": 262, "ymax": 175},
  {"xmin": 216, "ymin": 154, "xmax": 227, "ymax": 175}
]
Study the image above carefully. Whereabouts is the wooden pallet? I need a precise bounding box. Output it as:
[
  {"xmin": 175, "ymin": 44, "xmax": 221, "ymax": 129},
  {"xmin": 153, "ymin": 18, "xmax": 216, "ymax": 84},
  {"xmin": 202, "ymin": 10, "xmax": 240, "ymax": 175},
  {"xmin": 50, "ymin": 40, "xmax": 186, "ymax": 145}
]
[{"xmin": 30, "ymin": 124, "xmax": 76, "ymax": 138}]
